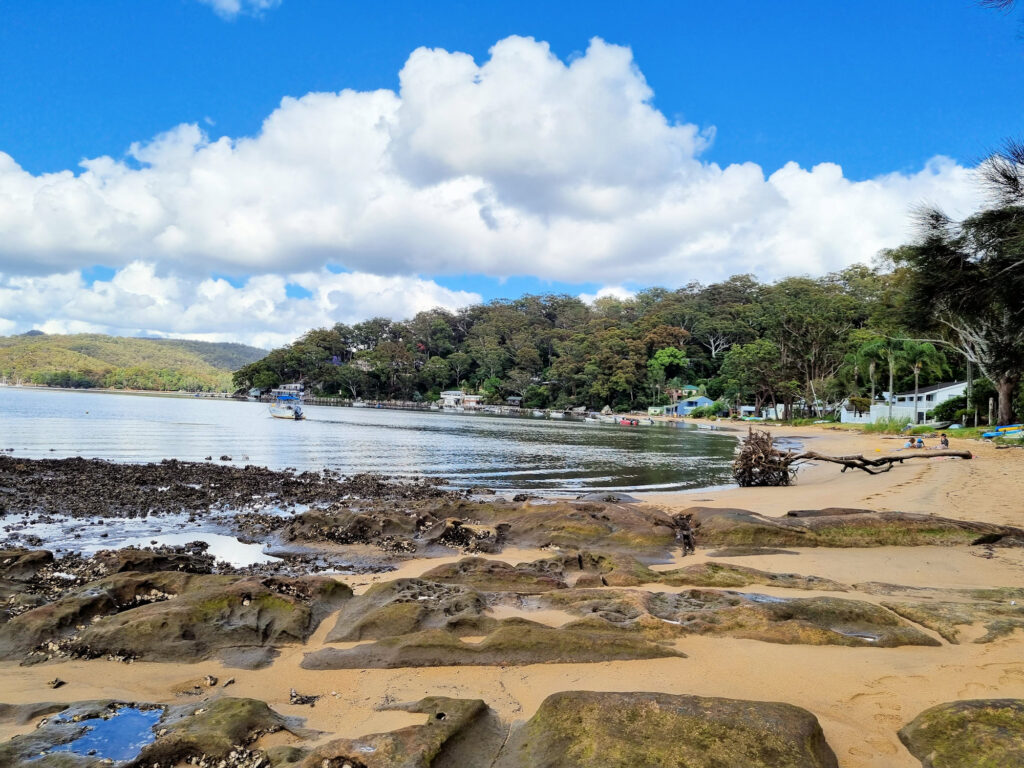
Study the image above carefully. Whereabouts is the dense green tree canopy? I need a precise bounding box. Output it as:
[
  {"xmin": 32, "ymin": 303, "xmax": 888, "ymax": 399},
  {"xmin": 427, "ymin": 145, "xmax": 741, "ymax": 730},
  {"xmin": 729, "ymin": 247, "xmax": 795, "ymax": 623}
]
[{"xmin": 235, "ymin": 268, "xmax": 1000, "ymax": 418}]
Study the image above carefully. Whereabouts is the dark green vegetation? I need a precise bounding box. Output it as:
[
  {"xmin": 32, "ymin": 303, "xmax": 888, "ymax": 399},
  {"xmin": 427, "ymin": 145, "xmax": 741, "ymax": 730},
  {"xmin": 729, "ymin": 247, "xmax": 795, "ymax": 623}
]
[
  {"xmin": 0, "ymin": 332, "xmax": 265, "ymax": 392},
  {"xmin": 898, "ymin": 699, "xmax": 1024, "ymax": 768},
  {"xmin": 235, "ymin": 268, "xmax": 968, "ymax": 415}
]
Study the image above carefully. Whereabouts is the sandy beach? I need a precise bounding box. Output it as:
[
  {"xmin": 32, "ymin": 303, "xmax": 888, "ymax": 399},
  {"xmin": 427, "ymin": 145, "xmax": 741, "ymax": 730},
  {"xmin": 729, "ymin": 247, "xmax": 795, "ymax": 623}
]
[{"xmin": 2, "ymin": 425, "xmax": 1022, "ymax": 767}]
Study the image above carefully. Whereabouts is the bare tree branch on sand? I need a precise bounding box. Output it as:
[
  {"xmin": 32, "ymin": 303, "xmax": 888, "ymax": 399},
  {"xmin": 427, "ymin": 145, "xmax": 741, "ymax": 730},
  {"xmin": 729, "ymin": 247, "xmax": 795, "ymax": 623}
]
[{"xmin": 732, "ymin": 429, "xmax": 973, "ymax": 486}]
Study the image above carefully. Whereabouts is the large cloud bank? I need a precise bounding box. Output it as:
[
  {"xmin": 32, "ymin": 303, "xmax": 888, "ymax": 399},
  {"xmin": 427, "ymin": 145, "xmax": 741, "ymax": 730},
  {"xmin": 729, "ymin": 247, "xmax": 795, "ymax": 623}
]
[{"xmin": 0, "ymin": 36, "xmax": 982, "ymax": 344}]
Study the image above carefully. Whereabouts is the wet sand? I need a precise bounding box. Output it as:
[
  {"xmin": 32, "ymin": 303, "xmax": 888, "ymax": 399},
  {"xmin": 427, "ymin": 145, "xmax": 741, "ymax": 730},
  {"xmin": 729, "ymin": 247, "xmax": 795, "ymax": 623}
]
[{"xmin": 2, "ymin": 425, "xmax": 1022, "ymax": 767}]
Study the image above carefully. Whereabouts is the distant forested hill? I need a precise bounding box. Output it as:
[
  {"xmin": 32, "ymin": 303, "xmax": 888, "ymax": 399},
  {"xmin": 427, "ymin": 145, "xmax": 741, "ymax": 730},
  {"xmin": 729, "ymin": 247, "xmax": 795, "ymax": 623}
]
[{"xmin": 0, "ymin": 333, "xmax": 266, "ymax": 392}]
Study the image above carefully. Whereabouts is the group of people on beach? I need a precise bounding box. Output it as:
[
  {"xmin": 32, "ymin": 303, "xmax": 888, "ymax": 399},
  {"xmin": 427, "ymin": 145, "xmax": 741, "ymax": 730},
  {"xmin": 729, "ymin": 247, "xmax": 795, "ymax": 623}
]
[{"xmin": 902, "ymin": 433, "xmax": 949, "ymax": 450}]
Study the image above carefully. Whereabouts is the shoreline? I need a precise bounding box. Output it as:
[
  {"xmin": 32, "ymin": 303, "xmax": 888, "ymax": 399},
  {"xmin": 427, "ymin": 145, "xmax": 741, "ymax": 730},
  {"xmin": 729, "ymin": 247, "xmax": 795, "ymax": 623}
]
[{"xmin": 1, "ymin": 423, "xmax": 1021, "ymax": 768}]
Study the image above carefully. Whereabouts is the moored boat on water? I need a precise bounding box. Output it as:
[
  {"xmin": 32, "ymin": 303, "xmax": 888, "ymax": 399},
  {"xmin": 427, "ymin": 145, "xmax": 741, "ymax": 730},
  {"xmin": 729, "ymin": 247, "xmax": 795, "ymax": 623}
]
[{"xmin": 269, "ymin": 384, "xmax": 305, "ymax": 420}]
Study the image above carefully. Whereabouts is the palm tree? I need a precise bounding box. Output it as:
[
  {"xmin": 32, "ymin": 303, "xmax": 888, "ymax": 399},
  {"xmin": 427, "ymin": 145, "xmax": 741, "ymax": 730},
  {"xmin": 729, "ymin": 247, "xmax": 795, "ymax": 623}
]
[
  {"xmin": 859, "ymin": 337, "xmax": 904, "ymax": 421},
  {"xmin": 902, "ymin": 341, "xmax": 947, "ymax": 424}
]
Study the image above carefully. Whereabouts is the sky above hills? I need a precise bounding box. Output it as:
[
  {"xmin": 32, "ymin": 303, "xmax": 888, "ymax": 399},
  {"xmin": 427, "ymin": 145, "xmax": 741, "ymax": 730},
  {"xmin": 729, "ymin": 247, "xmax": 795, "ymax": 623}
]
[{"xmin": 0, "ymin": 0, "xmax": 1020, "ymax": 347}]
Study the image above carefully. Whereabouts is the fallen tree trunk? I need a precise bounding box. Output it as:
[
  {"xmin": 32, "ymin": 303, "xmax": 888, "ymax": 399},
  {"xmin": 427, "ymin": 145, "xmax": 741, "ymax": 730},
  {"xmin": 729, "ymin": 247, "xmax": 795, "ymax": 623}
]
[
  {"xmin": 733, "ymin": 429, "xmax": 973, "ymax": 485},
  {"xmin": 793, "ymin": 449, "xmax": 973, "ymax": 475}
]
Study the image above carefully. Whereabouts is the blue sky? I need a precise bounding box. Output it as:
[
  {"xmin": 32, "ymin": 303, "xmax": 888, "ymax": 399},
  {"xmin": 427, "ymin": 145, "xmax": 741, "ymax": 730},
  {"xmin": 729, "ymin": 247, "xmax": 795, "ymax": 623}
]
[
  {"xmin": 0, "ymin": 1, "xmax": 1019, "ymax": 343},
  {"xmin": 3, "ymin": 1, "xmax": 1019, "ymax": 178}
]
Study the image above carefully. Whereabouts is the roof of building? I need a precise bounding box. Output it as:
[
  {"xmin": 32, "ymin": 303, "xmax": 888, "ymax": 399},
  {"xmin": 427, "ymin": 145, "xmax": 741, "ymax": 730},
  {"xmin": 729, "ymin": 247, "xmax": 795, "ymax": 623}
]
[{"xmin": 892, "ymin": 380, "xmax": 967, "ymax": 397}]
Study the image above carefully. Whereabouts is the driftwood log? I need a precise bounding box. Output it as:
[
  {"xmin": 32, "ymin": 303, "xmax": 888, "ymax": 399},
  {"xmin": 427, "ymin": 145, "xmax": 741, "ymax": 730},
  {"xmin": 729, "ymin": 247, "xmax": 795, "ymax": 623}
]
[{"xmin": 733, "ymin": 429, "xmax": 973, "ymax": 486}]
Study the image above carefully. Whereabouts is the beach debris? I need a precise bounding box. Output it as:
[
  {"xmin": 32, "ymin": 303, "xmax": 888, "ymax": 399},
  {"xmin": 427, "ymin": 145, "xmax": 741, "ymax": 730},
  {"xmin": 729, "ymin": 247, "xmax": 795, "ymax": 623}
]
[
  {"xmin": 47, "ymin": 678, "xmax": 65, "ymax": 689},
  {"xmin": 289, "ymin": 688, "xmax": 320, "ymax": 706},
  {"xmin": 673, "ymin": 513, "xmax": 696, "ymax": 555},
  {"xmin": 222, "ymin": 677, "xmax": 235, "ymax": 688},
  {"xmin": 733, "ymin": 429, "xmax": 798, "ymax": 486},
  {"xmin": 733, "ymin": 428, "xmax": 973, "ymax": 486}
]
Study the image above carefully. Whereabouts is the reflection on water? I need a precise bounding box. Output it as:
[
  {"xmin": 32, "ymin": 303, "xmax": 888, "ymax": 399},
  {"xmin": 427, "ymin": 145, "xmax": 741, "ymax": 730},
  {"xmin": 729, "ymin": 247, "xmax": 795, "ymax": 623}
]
[
  {"xmin": 0, "ymin": 388, "xmax": 738, "ymax": 493},
  {"xmin": 50, "ymin": 707, "xmax": 162, "ymax": 762},
  {"xmin": 116, "ymin": 532, "xmax": 281, "ymax": 566}
]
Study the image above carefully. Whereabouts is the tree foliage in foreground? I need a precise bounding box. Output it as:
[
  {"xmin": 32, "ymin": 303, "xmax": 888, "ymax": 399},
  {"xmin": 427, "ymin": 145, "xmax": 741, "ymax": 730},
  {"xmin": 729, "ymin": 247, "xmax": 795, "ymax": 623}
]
[{"xmin": 892, "ymin": 205, "xmax": 1024, "ymax": 424}]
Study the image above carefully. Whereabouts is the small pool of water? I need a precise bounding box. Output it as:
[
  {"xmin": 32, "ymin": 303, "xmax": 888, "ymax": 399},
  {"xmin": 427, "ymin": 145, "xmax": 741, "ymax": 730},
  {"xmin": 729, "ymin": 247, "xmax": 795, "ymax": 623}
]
[
  {"xmin": 49, "ymin": 706, "xmax": 162, "ymax": 762},
  {"xmin": 115, "ymin": 532, "xmax": 281, "ymax": 567}
]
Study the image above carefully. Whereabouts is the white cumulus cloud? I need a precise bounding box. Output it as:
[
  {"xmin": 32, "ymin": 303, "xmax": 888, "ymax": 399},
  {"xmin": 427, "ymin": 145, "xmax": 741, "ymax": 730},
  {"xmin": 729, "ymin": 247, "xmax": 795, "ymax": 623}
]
[
  {"xmin": 0, "ymin": 35, "xmax": 986, "ymax": 344},
  {"xmin": 578, "ymin": 286, "xmax": 637, "ymax": 305},
  {"xmin": 0, "ymin": 264, "xmax": 480, "ymax": 348}
]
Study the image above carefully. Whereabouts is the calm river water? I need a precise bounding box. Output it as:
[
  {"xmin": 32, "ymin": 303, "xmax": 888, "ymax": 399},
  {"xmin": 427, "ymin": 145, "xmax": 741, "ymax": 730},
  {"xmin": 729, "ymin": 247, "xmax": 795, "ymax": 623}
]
[{"xmin": 0, "ymin": 387, "xmax": 737, "ymax": 493}]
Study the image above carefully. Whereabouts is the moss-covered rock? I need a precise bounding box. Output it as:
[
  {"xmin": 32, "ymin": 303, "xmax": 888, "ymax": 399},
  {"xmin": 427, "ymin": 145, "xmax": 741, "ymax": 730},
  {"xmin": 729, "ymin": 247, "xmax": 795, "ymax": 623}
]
[
  {"xmin": 494, "ymin": 690, "xmax": 838, "ymax": 768},
  {"xmin": 0, "ymin": 571, "xmax": 351, "ymax": 667},
  {"xmin": 304, "ymin": 619, "xmax": 684, "ymax": 669},
  {"xmin": 325, "ymin": 578, "xmax": 493, "ymax": 642},
  {"xmin": 301, "ymin": 697, "xmax": 498, "ymax": 768},
  {"xmin": 418, "ymin": 557, "xmax": 567, "ymax": 593},
  {"xmin": 0, "ymin": 548, "xmax": 56, "ymax": 621},
  {"xmin": 542, "ymin": 588, "xmax": 940, "ymax": 647},
  {"xmin": 690, "ymin": 507, "xmax": 1021, "ymax": 548},
  {"xmin": 883, "ymin": 588, "xmax": 1024, "ymax": 644},
  {"xmin": 0, "ymin": 547, "xmax": 54, "ymax": 580},
  {"xmin": 138, "ymin": 696, "xmax": 311, "ymax": 766},
  {"xmin": 658, "ymin": 562, "xmax": 848, "ymax": 592},
  {"xmin": 898, "ymin": 699, "xmax": 1024, "ymax": 767}
]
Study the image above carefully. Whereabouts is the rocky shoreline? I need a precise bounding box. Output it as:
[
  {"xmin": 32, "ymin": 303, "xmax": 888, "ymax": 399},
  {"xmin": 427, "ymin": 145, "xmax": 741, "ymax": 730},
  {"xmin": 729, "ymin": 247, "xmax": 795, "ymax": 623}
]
[{"xmin": 2, "ymin": 455, "xmax": 1024, "ymax": 766}]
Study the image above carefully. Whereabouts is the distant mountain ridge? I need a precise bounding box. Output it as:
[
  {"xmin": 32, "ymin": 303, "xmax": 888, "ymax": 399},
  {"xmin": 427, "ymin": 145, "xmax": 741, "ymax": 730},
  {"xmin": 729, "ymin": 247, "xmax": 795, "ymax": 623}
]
[{"xmin": 0, "ymin": 333, "xmax": 267, "ymax": 392}]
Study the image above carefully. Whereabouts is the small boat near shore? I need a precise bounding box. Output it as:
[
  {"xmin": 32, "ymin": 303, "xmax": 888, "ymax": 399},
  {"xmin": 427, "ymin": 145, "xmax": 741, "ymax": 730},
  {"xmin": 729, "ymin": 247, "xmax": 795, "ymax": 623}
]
[{"xmin": 269, "ymin": 384, "xmax": 305, "ymax": 420}]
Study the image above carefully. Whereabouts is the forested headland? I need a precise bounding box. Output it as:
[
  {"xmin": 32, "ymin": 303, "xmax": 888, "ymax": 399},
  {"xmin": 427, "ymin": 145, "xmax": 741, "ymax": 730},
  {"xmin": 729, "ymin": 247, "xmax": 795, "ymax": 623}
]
[
  {"xmin": 235, "ymin": 146, "xmax": 1024, "ymax": 425},
  {"xmin": 0, "ymin": 333, "xmax": 267, "ymax": 392},
  {"xmin": 229, "ymin": 264, "xmax": 998, "ymax": 422}
]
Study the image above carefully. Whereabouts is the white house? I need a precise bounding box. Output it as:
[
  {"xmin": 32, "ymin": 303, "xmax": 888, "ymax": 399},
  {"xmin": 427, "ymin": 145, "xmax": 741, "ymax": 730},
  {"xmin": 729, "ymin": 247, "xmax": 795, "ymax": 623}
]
[
  {"xmin": 840, "ymin": 381, "xmax": 968, "ymax": 425},
  {"xmin": 440, "ymin": 390, "xmax": 465, "ymax": 408}
]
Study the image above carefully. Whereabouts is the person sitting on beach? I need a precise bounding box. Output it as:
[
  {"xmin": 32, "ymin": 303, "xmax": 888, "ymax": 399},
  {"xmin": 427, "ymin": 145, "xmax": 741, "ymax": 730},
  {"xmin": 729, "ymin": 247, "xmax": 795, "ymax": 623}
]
[
  {"xmin": 915, "ymin": 438, "xmax": 925, "ymax": 449},
  {"xmin": 903, "ymin": 438, "xmax": 914, "ymax": 449},
  {"xmin": 939, "ymin": 433, "xmax": 949, "ymax": 449}
]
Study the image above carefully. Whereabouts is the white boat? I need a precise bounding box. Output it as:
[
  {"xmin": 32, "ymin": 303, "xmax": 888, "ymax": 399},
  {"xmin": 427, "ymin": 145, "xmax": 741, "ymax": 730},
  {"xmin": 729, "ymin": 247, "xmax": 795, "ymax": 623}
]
[
  {"xmin": 532, "ymin": 410, "xmax": 546, "ymax": 418},
  {"xmin": 352, "ymin": 400, "xmax": 368, "ymax": 408},
  {"xmin": 269, "ymin": 384, "xmax": 305, "ymax": 420},
  {"xmin": 549, "ymin": 411, "xmax": 565, "ymax": 419}
]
